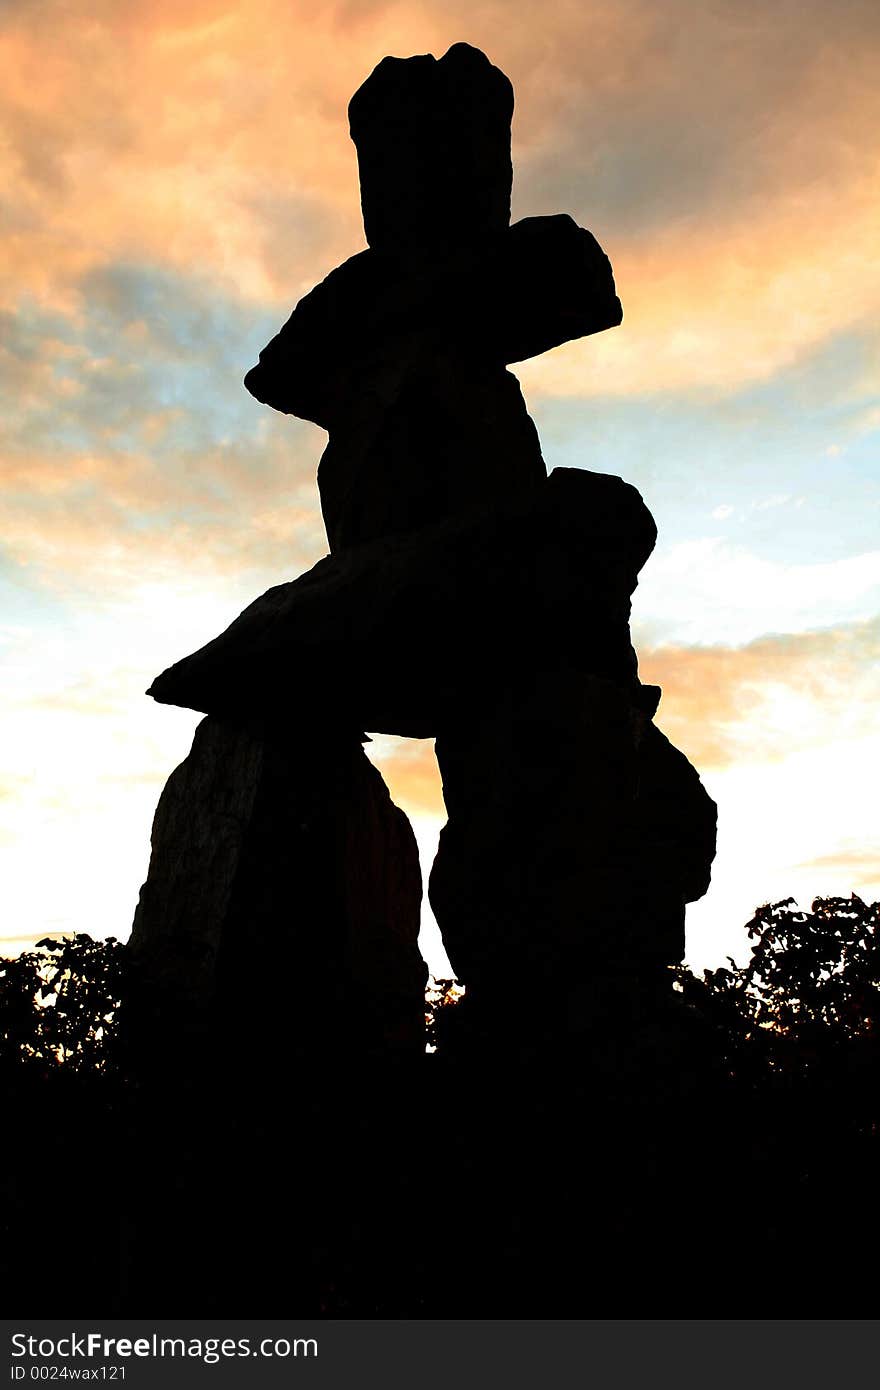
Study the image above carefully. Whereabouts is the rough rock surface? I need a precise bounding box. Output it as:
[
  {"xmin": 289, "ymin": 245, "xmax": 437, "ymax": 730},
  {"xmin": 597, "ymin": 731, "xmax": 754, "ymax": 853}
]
[
  {"xmin": 429, "ymin": 678, "xmax": 716, "ymax": 1031},
  {"xmin": 130, "ymin": 717, "xmax": 427, "ymax": 1063},
  {"xmin": 244, "ymin": 216, "xmax": 621, "ymax": 425},
  {"xmin": 147, "ymin": 467, "xmax": 656, "ymax": 736},
  {"xmin": 348, "ymin": 42, "xmax": 514, "ymax": 253}
]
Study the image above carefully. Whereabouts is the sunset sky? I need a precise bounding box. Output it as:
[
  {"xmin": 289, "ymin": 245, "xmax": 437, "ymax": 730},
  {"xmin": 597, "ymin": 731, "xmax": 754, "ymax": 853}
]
[{"xmin": 2, "ymin": 0, "xmax": 878, "ymax": 974}]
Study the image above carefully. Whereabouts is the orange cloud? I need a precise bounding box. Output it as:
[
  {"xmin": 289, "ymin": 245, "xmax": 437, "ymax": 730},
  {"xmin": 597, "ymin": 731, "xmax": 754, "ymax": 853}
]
[
  {"xmin": 642, "ymin": 618, "xmax": 880, "ymax": 769},
  {"xmin": 0, "ymin": 422, "xmax": 330, "ymax": 599},
  {"xmin": 1, "ymin": 0, "xmax": 878, "ymax": 397},
  {"xmin": 796, "ymin": 848, "xmax": 879, "ymax": 892}
]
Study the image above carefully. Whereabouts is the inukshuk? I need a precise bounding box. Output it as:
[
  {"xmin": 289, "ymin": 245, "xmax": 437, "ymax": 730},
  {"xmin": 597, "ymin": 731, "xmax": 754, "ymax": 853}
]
[{"xmin": 132, "ymin": 43, "xmax": 716, "ymax": 1059}]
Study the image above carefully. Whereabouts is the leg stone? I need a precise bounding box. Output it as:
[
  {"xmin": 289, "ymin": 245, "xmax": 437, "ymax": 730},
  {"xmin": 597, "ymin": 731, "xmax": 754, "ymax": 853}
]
[
  {"xmin": 130, "ymin": 717, "xmax": 427, "ymax": 1068},
  {"xmin": 429, "ymin": 673, "xmax": 716, "ymax": 1041}
]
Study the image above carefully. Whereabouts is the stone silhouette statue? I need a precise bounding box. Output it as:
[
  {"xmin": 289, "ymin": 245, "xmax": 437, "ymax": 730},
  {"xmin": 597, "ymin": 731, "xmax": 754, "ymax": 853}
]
[{"xmin": 131, "ymin": 43, "xmax": 716, "ymax": 1059}]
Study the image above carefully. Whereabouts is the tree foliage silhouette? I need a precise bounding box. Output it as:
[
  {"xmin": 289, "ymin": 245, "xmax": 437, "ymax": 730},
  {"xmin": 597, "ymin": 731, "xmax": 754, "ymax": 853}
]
[
  {"xmin": 0, "ymin": 933, "xmax": 128, "ymax": 1074},
  {"xmin": 2, "ymin": 896, "xmax": 878, "ymax": 1077},
  {"xmin": 675, "ymin": 894, "xmax": 879, "ymax": 1084},
  {"xmin": 1, "ymin": 894, "xmax": 878, "ymax": 1315}
]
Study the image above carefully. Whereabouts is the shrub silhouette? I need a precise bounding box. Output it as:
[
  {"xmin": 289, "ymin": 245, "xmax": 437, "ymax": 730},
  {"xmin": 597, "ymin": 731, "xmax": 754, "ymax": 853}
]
[
  {"xmin": 676, "ymin": 894, "xmax": 879, "ymax": 1085},
  {"xmin": 0, "ymin": 933, "xmax": 129, "ymax": 1075},
  {"xmin": 2, "ymin": 895, "xmax": 878, "ymax": 1076},
  {"xmin": 1, "ymin": 895, "xmax": 878, "ymax": 1315}
]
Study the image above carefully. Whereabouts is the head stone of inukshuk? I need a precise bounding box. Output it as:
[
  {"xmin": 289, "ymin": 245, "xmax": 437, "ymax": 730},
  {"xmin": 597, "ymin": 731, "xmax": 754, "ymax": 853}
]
[
  {"xmin": 244, "ymin": 42, "xmax": 623, "ymax": 553},
  {"xmin": 145, "ymin": 43, "xmax": 717, "ymax": 1046}
]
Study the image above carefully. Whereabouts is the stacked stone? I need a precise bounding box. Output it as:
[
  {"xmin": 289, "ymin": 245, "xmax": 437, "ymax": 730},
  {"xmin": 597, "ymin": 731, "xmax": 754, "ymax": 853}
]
[{"xmin": 134, "ymin": 43, "xmax": 716, "ymax": 1059}]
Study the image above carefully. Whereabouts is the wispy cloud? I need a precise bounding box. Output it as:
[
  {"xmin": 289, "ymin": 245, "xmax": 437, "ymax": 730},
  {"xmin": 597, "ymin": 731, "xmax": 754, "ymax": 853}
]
[
  {"xmin": 3, "ymin": 0, "xmax": 879, "ymax": 394},
  {"xmin": 796, "ymin": 846, "xmax": 879, "ymax": 891},
  {"xmin": 637, "ymin": 541, "xmax": 880, "ymax": 646},
  {"xmin": 642, "ymin": 616, "xmax": 880, "ymax": 770}
]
